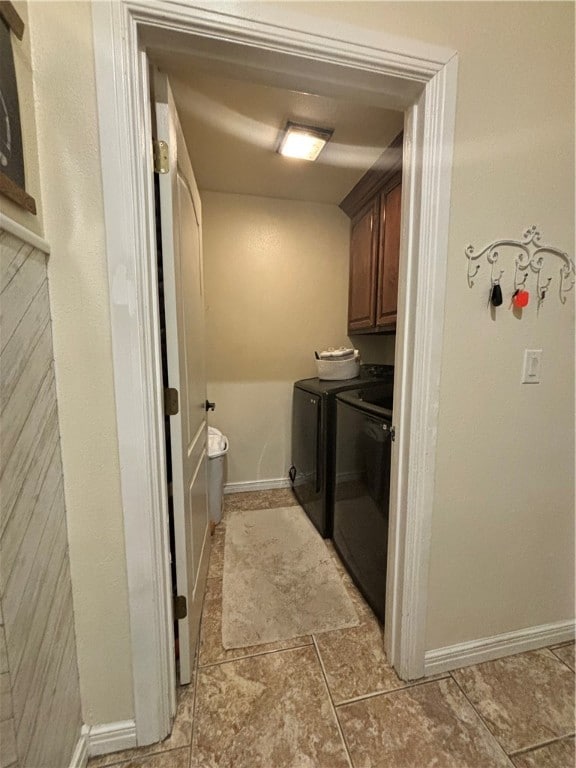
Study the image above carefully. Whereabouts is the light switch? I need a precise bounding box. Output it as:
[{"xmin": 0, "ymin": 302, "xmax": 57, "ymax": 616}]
[{"xmin": 522, "ymin": 349, "xmax": 542, "ymax": 384}]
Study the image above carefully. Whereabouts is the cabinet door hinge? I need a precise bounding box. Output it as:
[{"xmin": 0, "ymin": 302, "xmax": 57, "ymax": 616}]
[
  {"xmin": 164, "ymin": 387, "xmax": 179, "ymax": 416},
  {"xmin": 153, "ymin": 140, "xmax": 169, "ymax": 174},
  {"xmin": 173, "ymin": 595, "xmax": 187, "ymax": 620}
]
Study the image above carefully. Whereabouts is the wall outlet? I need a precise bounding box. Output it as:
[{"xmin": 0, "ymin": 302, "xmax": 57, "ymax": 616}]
[{"xmin": 522, "ymin": 349, "xmax": 542, "ymax": 384}]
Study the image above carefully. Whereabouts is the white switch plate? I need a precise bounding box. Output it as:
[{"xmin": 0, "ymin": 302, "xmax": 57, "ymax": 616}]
[{"xmin": 522, "ymin": 349, "xmax": 542, "ymax": 383}]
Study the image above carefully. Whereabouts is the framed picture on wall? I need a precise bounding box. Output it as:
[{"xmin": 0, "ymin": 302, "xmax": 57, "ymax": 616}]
[{"xmin": 0, "ymin": 1, "xmax": 36, "ymax": 214}]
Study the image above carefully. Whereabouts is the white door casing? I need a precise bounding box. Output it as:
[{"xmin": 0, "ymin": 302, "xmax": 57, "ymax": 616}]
[
  {"xmin": 154, "ymin": 71, "xmax": 211, "ymax": 686},
  {"xmin": 92, "ymin": 0, "xmax": 458, "ymax": 745}
]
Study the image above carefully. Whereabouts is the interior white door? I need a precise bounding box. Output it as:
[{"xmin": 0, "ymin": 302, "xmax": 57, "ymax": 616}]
[{"xmin": 154, "ymin": 70, "xmax": 211, "ymax": 685}]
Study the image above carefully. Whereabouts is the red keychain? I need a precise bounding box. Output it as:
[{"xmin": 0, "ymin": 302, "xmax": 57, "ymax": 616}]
[{"xmin": 512, "ymin": 289, "xmax": 529, "ymax": 308}]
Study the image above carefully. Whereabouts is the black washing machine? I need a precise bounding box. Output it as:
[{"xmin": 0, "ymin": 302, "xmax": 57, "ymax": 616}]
[{"xmin": 289, "ymin": 364, "xmax": 393, "ymax": 538}]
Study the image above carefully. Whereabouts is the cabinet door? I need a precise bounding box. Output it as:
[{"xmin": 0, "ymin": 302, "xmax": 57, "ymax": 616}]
[
  {"xmin": 348, "ymin": 200, "xmax": 379, "ymax": 332},
  {"xmin": 376, "ymin": 183, "xmax": 402, "ymax": 328}
]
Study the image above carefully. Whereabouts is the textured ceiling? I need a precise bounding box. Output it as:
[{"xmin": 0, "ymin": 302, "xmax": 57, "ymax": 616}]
[{"xmin": 152, "ymin": 52, "xmax": 404, "ymax": 205}]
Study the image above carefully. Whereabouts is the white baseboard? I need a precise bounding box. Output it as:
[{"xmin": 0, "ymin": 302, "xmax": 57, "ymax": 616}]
[
  {"xmin": 87, "ymin": 720, "xmax": 137, "ymax": 757},
  {"xmin": 424, "ymin": 619, "xmax": 575, "ymax": 676},
  {"xmin": 69, "ymin": 726, "xmax": 89, "ymax": 768},
  {"xmin": 224, "ymin": 477, "xmax": 291, "ymax": 494}
]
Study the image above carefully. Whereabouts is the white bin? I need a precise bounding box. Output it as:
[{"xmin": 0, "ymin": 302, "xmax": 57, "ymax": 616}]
[{"xmin": 207, "ymin": 427, "xmax": 228, "ymax": 524}]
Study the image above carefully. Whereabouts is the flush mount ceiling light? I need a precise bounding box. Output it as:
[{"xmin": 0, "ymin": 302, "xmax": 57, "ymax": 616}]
[{"xmin": 277, "ymin": 121, "xmax": 334, "ymax": 161}]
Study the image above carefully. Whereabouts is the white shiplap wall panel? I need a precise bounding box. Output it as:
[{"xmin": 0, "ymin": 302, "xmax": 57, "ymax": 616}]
[
  {"xmin": 0, "ymin": 249, "xmax": 46, "ymax": 350},
  {"xmin": 24, "ymin": 625, "xmax": 79, "ymax": 768},
  {"xmin": 14, "ymin": 557, "xmax": 72, "ymax": 758},
  {"xmin": 0, "ymin": 625, "xmax": 8, "ymax": 674},
  {"xmin": 0, "ymin": 612, "xmax": 16, "ymax": 768},
  {"xmin": 0, "ymin": 671, "xmax": 12, "ymax": 720},
  {"xmin": 0, "ymin": 228, "xmax": 82, "ymax": 768},
  {"xmin": 0, "ymin": 234, "xmax": 33, "ymax": 293},
  {"xmin": 1, "ymin": 461, "xmax": 63, "ymax": 618},
  {"xmin": 7, "ymin": 494, "xmax": 66, "ymax": 680},
  {"xmin": 12, "ymin": 554, "xmax": 72, "ymax": 733},
  {"xmin": 1, "ymin": 325, "xmax": 53, "ymax": 463},
  {"xmin": 2, "ymin": 466, "xmax": 63, "ymax": 611},
  {"xmin": 0, "ymin": 286, "xmax": 50, "ymax": 412},
  {"xmin": 0, "ymin": 717, "xmax": 18, "ymax": 768},
  {"xmin": 0, "ymin": 377, "xmax": 57, "ymax": 536},
  {"xmin": 0, "ymin": 436, "xmax": 59, "ymax": 593}
]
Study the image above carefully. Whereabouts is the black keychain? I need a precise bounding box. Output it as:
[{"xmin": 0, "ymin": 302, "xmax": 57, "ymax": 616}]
[{"xmin": 490, "ymin": 281, "xmax": 503, "ymax": 306}]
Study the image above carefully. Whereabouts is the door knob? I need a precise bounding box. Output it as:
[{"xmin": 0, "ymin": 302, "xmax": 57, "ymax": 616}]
[{"xmin": 205, "ymin": 400, "xmax": 215, "ymax": 412}]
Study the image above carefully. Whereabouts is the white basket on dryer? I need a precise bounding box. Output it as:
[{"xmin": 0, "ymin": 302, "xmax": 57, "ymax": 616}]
[{"xmin": 316, "ymin": 349, "xmax": 360, "ymax": 380}]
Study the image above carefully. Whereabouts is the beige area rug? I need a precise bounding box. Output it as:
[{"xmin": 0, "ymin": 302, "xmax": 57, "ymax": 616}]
[{"xmin": 221, "ymin": 506, "xmax": 359, "ymax": 649}]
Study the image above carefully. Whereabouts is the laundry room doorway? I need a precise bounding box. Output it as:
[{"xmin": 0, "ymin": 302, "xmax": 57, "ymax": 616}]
[{"xmin": 92, "ymin": 0, "xmax": 458, "ymax": 746}]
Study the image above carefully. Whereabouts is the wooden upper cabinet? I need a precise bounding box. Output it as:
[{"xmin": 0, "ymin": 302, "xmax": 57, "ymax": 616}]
[
  {"xmin": 340, "ymin": 132, "xmax": 403, "ymax": 335},
  {"xmin": 376, "ymin": 182, "xmax": 402, "ymax": 328},
  {"xmin": 348, "ymin": 200, "xmax": 379, "ymax": 331}
]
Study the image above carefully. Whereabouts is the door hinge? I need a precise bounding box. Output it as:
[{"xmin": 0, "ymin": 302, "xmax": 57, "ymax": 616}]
[
  {"xmin": 153, "ymin": 140, "xmax": 169, "ymax": 174},
  {"xmin": 390, "ymin": 426, "xmax": 396, "ymax": 442},
  {"xmin": 173, "ymin": 595, "xmax": 187, "ymax": 620},
  {"xmin": 164, "ymin": 387, "xmax": 179, "ymax": 416}
]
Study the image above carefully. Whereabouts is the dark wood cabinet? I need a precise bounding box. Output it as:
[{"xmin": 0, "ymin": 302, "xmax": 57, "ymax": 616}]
[
  {"xmin": 340, "ymin": 133, "xmax": 403, "ymax": 335},
  {"xmin": 348, "ymin": 199, "xmax": 379, "ymax": 331},
  {"xmin": 375, "ymin": 182, "xmax": 402, "ymax": 328}
]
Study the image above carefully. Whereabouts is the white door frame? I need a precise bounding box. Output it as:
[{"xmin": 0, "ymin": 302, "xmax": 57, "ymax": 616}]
[{"xmin": 92, "ymin": 0, "xmax": 457, "ymax": 746}]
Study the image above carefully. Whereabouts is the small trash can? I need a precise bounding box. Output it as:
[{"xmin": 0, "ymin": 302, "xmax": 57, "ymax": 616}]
[{"xmin": 207, "ymin": 426, "xmax": 229, "ymax": 524}]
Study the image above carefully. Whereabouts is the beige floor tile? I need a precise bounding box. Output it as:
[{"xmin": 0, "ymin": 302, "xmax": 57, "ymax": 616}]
[
  {"xmin": 512, "ymin": 737, "xmax": 575, "ymax": 768},
  {"xmin": 191, "ymin": 645, "xmax": 349, "ymax": 768},
  {"xmin": 452, "ymin": 649, "xmax": 575, "ymax": 754},
  {"xmin": 551, "ymin": 642, "xmax": 575, "ymax": 672},
  {"xmin": 223, "ymin": 488, "xmax": 298, "ymax": 512},
  {"xmin": 338, "ymin": 678, "xmax": 511, "ymax": 768},
  {"xmin": 314, "ymin": 616, "xmax": 403, "ymax": 704},
  {"xmin": 198, "ymin": 577, "xmax": 312, "ymax": 667},
  {"xmin": 113, "ymin": 747, "xmax": 190, "ymax": 768},
  {"xmin": 88, "ymin": 685, "xmax": 195, "ymax": 767},
  {"xmin": 314, "ymin": 568, "xmax": 403, "ymax": 703}
]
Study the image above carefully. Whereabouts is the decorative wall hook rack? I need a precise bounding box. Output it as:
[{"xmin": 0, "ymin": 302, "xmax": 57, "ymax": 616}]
[{"xmin": 466, "ymin": 226, "xmax": 575, "ymax": 307}]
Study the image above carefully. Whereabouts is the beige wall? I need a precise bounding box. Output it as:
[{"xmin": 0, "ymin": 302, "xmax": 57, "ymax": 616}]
[
  {"xmin": 1, "ymin": 2, "xmax": 43, "ymax": 234},
  {"xmin": 204, "ymin": 192, "xmax": 361, "ymax": 484},
  {"xmin": 27, "ymin": 1, "xmax": 133, "ymax": 724},
  {"xmin": 21, "ymin": 0, "xmax": 574, "ymax": 728}
]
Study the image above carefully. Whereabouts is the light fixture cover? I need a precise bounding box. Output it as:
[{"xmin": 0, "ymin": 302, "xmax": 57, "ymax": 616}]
[{"xmin": 277, "ymin": 122, "xmax": 333, "ymax": 161}]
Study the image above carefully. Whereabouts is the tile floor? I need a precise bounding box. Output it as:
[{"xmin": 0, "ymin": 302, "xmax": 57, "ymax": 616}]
[{"xmin": 88, "ymin": 490, "xmax": 575, "ymax": 768}]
